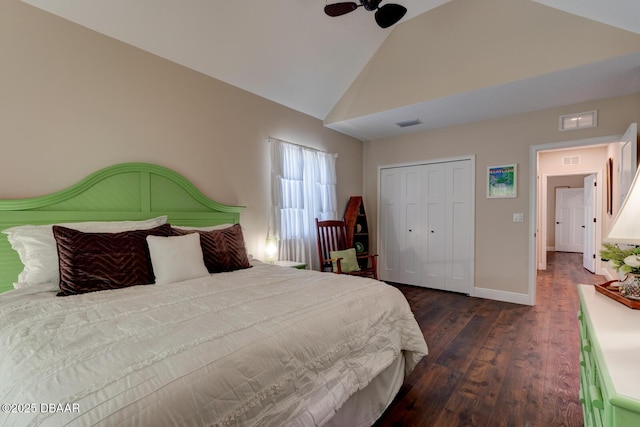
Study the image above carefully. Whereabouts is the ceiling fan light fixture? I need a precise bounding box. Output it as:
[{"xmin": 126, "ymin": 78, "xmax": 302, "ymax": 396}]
[{"xmin": 375, "ymin": 4, "xmax": 407, "ymax": 28}]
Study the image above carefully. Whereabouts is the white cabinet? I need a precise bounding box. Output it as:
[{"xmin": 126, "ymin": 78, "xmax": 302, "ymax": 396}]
[{"xmin": 379, "ymin": 159, "xmax": 473, "ymax": 293}]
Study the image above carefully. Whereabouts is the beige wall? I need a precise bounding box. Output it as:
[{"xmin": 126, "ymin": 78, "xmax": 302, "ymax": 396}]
[
  {"xmin": 0, "ymin": 0, "xmax": 363, "ymax": 259},
  {"xmin": 364, "ymin": 93, "xmax": 640, "ymax": 295}
]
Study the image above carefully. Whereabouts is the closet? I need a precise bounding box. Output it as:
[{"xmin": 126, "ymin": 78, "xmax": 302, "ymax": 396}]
[{"xmin": 379, "ymin": 158, "xmax": 473, "ymax": 293}]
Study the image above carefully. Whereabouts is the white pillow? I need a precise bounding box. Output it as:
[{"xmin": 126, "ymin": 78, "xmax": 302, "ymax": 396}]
[
  {"xmin": 172, "ymin": 223, "xmax": 234, "ymax": 231},
  {"xmin": 146, "ymin": 233, "xmax": 209, "ymax": 285},
  {"xmin": 3, "ymin": 216, "xmax": 168, "ymax": 289}
]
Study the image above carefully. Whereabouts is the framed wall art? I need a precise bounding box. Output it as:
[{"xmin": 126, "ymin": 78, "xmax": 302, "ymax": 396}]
[{"xmin": 487, "ymin": 164, "xmax": 517, "ymax": 198}]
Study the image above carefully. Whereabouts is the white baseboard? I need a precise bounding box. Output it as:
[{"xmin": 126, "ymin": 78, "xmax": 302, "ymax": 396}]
[{"xmin": 472, "ymin": 287, "xmax": 533, "ymax": 306}]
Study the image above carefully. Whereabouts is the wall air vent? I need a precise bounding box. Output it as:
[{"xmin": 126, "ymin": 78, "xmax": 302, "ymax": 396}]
[
  {"xmin": 559, "ymin": 110, "xmax": 597, "ymax": 131},
  {"xmin": 396, "ymin": 118, "xmax": 423, "ymax": 128},
  {"xmin": 562, "ymin": 155, "xmax": 580, "ymax": 166}
]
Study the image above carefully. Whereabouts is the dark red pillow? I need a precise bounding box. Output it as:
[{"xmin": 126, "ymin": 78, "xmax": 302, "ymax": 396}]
[
  {"xmin": 53, "ymin": 224, "xmax": 172, "ymax": 296},
  {"xmin": 172, "ymin": 224, "xmax": 251, "ymax": 273}
]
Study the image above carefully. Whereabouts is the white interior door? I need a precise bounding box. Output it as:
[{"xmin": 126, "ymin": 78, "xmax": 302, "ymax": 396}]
[
  {"xmin": 583, "ymin": 174, "xmax": 596, "ymax": 272},
  {"xmin": 555, "ymin": 188, "xmax": 584, "ymax": 253},
  {"xmin": 379, "ymin": 166, "xmax": 424, "ymax": 285},
  {"xmin": 445, "ymin": 160, "xmax": 472, "ymax": 293},
  {"xmin": 379, "ymin": 159, "xmax": 473, "ymax": 293},
  {"xmin": 423, "ymin": 163, "xmax": 445, "ymax": 290},
  {"xmin": 379, "ymin": 168, "xmax": 400, "ymax": 282},
  {"xmin": 399, "ymin": 166, "xmax": 423, "ymax": 286}
]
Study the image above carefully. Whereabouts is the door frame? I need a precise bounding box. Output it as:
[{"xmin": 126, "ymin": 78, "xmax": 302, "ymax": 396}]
[
  {"xmin": 583, "ymin": 173, "xmax": 597, "ymax": 273},
  {"xmin": 539, "ymin": 171, "xmax": 602, "ymax": 269},
  {"xmin": 377, "ymin": 154, "xmax": 476, "ymax": 295},
  {"xmin": 529, "ymin": 134, "xmax": 622, "ymax": 306}
]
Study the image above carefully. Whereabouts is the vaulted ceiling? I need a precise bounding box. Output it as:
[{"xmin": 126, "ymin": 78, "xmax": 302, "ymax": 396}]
[{"xmin": 22, "ymin": 0, "xmax": 640, "ymax": 140}]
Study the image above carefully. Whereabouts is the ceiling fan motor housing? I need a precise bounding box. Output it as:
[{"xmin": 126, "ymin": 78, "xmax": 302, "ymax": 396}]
[{"xmin": 361, "ymin": 0, "xmax": 383, "ymax": 11}]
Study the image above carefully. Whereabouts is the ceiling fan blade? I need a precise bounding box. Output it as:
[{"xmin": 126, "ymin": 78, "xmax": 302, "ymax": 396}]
[
  {"xmin": 374, "ymin": 4, "xmax": 407, "ymax": 28},
  {"xmin": 324, "ymin": 2, "xmax": 359, "ymax": 17}
]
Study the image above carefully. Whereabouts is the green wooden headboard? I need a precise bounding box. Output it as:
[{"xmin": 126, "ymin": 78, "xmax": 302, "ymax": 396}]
[{"xmin": 0, "ymin": 162, "xmax": 244, "ymax": 293}]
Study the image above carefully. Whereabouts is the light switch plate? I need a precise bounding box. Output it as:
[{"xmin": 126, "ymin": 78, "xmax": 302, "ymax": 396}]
[{"xmin": 513, "ymin": 213, "xmax": 525, "ymax": 223}]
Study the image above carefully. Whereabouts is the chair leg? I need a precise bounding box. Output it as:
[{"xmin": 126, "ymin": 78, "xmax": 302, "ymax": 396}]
[{"xmin": 370, "ymin": 256, "xmax": 378, "ymax": 280}]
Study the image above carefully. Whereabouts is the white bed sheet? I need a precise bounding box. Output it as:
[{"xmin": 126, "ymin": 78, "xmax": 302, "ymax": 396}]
[
  {"xmin": 0, "ymin": 261, "xmax": 427, "ymax": 427},
  {"xmin": 326, "ymin": 353, "xmax": 405, "ymax": 427}
]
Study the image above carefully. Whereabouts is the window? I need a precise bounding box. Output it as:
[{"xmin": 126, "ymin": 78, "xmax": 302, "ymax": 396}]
[
  {"xmin": 270, "ymin": 138, "xmax": 337, "ymax": 270},
  {"xmin": 559, "ymin": 110, "xmax": 597, "ymax": 131}
]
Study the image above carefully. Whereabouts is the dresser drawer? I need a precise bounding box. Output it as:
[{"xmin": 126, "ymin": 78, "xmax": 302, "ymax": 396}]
[
  {"xmin": 578, "ymin": 310, "xmax": 598, "ymax": 386},
  {"xmin": 578, "ymin": 306, "xmax": 606, "ymax": 427}
]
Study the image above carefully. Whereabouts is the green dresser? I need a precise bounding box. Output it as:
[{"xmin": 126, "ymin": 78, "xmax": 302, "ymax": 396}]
[{"xmin": 578, "ymin": 285, "xmax": 640, "ymax": 427}]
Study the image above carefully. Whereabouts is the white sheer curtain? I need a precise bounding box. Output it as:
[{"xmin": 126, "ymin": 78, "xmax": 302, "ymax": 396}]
[{"xmin": 270, "ymin": 138, "xmax": 337, "ymax": 270}]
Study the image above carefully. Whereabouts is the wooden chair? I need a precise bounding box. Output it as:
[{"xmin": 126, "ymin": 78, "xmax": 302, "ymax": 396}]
[{"xmin": 315, "ymin": 218, "xmax": 378, "ymax": 280}]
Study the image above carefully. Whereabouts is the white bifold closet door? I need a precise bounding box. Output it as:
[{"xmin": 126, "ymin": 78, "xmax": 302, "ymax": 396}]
[{"xmin": 380, "ymin": 159, "xmax": 472, "ymax": 294}]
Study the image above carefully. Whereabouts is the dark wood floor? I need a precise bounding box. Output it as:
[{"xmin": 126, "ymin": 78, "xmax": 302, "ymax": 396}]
[{"xmin": 374, "ymin": 252, "xmax": 604, "ymax": 427}]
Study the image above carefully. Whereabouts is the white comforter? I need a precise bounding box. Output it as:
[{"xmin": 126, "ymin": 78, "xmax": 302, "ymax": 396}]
[{"xmin": 0, "ymin": 262, "xmax": 427, "ymax": 427}]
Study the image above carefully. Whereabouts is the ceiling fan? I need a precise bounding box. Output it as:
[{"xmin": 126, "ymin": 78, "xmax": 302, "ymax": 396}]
[{"xmin": 324, "ymin": 0, "xmax": 407, "ymax": 28}]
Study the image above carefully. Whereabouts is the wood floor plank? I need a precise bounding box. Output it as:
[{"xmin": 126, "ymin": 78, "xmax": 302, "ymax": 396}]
[
  {"xmin": 434, "ymin": 306, "xmax": 527, "ymax": 426},
  {"xmin": 379, "ymin": 363, "xmax": 464, "ymax": 426},
  {"xmin": 435, "ymin": 314, "xmax": 496, "ymax": 373},
  {"xmin": 374, "ymin": 252, "xmax": 600, "ymax": 427},
  {"xmin": 489, "ymin": 342, "xmax": 546, "ymax": 426}
]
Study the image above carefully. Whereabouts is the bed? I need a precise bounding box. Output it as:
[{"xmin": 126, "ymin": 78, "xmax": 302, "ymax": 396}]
[{"xmin": 0, "ymin": 163, "xmax": 428, "ymax": 426}]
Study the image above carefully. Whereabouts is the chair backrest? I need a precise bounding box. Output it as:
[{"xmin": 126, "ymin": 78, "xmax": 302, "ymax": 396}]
[{"xmin": 315, "ymin": 219, "xmax": 348, "ymax": 271}]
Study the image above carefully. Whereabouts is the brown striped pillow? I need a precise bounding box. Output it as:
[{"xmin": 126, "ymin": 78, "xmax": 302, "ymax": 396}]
[
  {"xmin": 53, "ymin": 224, "xmax": 172, "ymax": 296},
  {"xmin": 172, "ymin": 223, "xmax": 251, "ymax": 273}
]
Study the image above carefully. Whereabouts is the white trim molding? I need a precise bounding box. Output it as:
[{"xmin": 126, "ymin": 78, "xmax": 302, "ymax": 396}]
[{"xmin": 473, "ymin": 287, "xmax": 532, "ymax": 306}]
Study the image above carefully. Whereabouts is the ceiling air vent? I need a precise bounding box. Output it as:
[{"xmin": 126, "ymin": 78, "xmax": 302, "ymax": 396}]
[
  {"xmin": 559, "ymin": 110, "xmax": 597, "ymax": 131},
  {"xmin": 396, "ymin": 118, "xmax": 423, "ymax": 128}
]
